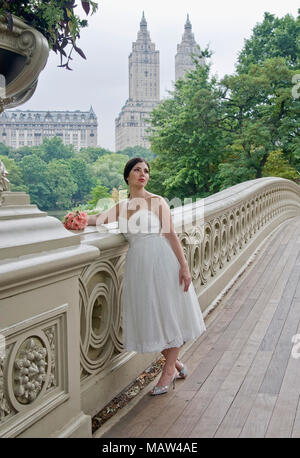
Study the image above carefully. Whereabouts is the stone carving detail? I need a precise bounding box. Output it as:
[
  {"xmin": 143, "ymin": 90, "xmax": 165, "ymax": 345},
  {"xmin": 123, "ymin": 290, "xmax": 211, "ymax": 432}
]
[
  {"xmin": 79, "ymin": 255, "xmax": 126, "ymax": 379},
  {"xmin": 0, "ymin": 356, "xmax": 11, "ymax": 422},
  {"xmin": 44, "ymin": 326, "xmax": 56, "ymax": 390},
  {"xmin": 0, "ymin": 15, "xmax": 49, "ymax": 111},
  {"xmin": 0, "ymin": 160, "xmax": 9, "ymax": 192},
  {"xmin": 13, "ymin": 337, "xmax": 47, "ymax": 404},
  {"xmin": 17, "ymin": 30, "xmax": 36, "ymax": 62}
]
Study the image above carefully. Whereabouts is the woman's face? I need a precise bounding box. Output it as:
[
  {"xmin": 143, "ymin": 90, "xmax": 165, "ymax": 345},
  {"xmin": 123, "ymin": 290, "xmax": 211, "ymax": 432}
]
[{"xmin": 128, "ymin": 161, "xmax": 150, "ymax": 188}]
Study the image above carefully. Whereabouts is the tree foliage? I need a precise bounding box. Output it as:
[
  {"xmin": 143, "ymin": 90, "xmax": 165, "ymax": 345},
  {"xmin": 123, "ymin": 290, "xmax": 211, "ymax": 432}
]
[
  {"xmin": 116, "ymin": 145, "xmax": 156, "ymax": 162},
  {"xmin": 0, "ymin": 0, "xmax": 98, "ymax": 70},
  {"xmin": 237, "ymin": 11, "xmax": 300, "ymax": 73},
  {"xmin": 149, "ymin": 53, "xmax": 225, "ymax": 199},
  {"xmin": 92, "ymin": 153, "xmax": 129, "ymax": 191},
  {"xmin": 147, "ymin": 11, "xmax": 300, "ymax": 198},
  {"xmin": 0, "ymin": 138, "xmax": 116, "ymax": 210},
  {"xmin": 262, "ymin": 150, "xmax": 299, "ymax": 181}
]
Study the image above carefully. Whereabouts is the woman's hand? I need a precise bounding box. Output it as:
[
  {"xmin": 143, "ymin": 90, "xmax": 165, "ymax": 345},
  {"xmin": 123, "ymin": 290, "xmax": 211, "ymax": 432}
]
[
  {"xmin": 86, "ymin": 214, "xmax": 97, "ymax": 226},
  {"xmin": 179, "ymin": 263, "xmax": 192, "ymax": 292}
]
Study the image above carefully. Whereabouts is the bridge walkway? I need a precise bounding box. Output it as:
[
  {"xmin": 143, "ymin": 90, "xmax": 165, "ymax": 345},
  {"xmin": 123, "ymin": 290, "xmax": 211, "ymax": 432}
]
[{"xmin": 97, "ymin": 216, "xmax": 300, "ymax": 438}]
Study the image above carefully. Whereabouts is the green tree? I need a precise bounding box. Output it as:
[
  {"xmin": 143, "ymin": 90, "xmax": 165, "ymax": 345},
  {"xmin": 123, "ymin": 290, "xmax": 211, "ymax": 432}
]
[
  {"xmin": 116, "ymin": 146, "xmax": 156, "ymax": 162},
  {"xmin": 8, "ymin": 145, "xmax": 38, "ymax": 163},
  {"xmin": 87, "ymin": 183, "xmax": 111, "ymax": 209},
  {"xmin": 77, "ymin": 146, "xmax": 113, "ymax": 164},
  {"xmin": 19, "ymin": 154, "xmax": 51, "ymax": 208},
  {"xmin": 92, "ymin": 153, "xmax": 129, "ymax": 191},
  {"xmin": 149, "ymin": 53, "xmax": 226, "ymax": 199},
  {"xmin": 37, "ymin": 137, "xmax": 75, "ymax": 163},
  {"xmin": 262, "ymin": 150, "xmax": 299, "ymax": 181},
  {"xmin": 7, "ymin": 138, "xmax": 76, "ymax": 164},
  {"xmin": 237, "ymin": 11, "xmax": 300, "ymax": 73},
  {"xmin": 213, "ymin": 57, "xmax": 300, "ymax": 190},
  {"xmin": 0, "ymin": 142, "xmax": 10, "ymax": 156},
  {"xmin": 69, "ymin": 157, "xmax": 97, "ymax": 205},
  {"xmin": 144, "ymin": 157, "xmax": 169, "ymax": 197},
  {"xmin": 47, "ymin": 159, "xmax": 77, "ymax": 209}
]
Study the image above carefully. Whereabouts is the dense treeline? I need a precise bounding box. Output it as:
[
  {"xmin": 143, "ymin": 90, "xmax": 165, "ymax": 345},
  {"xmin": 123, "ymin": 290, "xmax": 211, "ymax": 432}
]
[{"xmin": 0, "ymin": 139, "xmax": 153, "ymax": 210}]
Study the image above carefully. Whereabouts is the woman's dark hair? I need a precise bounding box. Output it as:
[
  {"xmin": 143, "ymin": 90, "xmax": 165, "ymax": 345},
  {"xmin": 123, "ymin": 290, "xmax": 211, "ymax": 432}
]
[{"xmin": 123, "ymin": 157, "xmax": 150, "ymax": 198}]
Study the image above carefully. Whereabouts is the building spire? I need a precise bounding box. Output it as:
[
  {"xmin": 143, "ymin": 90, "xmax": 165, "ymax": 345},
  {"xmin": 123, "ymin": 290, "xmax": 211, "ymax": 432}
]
[
  {"xmin": 140, "ymin": 11, "xmax": 147, "ymax": 29},
  {"xmin": 185, "ymin": 13, "xmax": 192, "ymax": 30}
]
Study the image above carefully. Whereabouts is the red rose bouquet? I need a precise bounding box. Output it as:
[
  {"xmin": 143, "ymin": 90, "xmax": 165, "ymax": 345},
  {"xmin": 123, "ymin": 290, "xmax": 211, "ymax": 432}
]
[{"xmin": 63, "ymin": 210, "xmax": 88, "ymax": 230}]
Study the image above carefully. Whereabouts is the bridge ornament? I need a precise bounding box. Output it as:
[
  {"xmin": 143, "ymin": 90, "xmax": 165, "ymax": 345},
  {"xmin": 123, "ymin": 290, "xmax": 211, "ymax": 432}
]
[
  {"xmin": 0, "ymin": 324, "xmax": 58, "ymax": 430},
  {"xmin": 13, "ymin": 338, "xmax": 47, "ymax": 404},
  {"xmin": 0, "ymin": 160, "xmax": 9, "ymax": 192},
  {"xmin": 79, "ymin": 255, "xmax": 126, "ymax": 379}
]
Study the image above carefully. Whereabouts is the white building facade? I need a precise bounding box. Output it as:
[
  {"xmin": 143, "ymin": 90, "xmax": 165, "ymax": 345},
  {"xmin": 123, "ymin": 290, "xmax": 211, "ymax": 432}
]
[{"xmin": 0, "ymin": 107, "xmax": 98, "ymax": 151}]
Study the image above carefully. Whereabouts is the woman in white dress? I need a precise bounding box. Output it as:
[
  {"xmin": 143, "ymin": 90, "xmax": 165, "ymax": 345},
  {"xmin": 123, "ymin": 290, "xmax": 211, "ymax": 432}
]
[{"xmin": 87, "ymin": 157, "xmax": 206, "ymax": 395}]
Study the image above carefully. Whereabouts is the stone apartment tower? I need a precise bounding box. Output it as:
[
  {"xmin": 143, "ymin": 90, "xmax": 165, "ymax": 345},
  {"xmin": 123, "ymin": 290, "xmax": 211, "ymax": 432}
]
[
  {"xmin": 175, "ymin": 14, "xmax": 202, "ymax": 81},
  {"xmin": 115, "ymin": 12, "xmax": 160, "ymax": 151}
]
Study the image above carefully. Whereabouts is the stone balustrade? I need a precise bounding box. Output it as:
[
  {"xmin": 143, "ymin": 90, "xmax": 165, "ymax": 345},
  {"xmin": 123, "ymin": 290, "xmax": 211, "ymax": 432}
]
[{"xmin": 0, "ymin": 177, "xmax": 299, "ymax": 437}]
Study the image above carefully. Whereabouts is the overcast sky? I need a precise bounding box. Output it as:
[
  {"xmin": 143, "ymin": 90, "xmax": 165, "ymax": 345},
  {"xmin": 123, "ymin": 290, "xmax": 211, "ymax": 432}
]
[{"xmin": 21, "ymin": 0, "xmax": 298, "ymax": 151}]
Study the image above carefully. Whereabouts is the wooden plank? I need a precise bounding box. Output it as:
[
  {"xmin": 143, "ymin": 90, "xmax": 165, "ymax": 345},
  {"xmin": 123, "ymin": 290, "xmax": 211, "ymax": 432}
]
[
  {"xmin": 169, "ymin": 220, "xmax": 300, "ymax": 434},
  {"xmin": 259, "ymin": 278, "xmax": 300, "ymax": 396},
  {"xmin": 140, "ymin": 395, "xmax": 193, "ymax": 438},
  {"xmin": 247, "ymin": 222, "xmax": 297, "ymax": 300},
  {"xmin": 266, "ymin": 300, "xmax": 300, "ymax": 437},
  {"xmin": 294, "ymin": 276, "xmax": 300, "ymax": 299},
  {"xmin": 291, "ymin": 397, "xmax": 300, "ymax": 437},
  {"xmin": 100, "ymin": 394, "xmax": 154, "ymax": 438},
  {"xmin": 188, "ymin": 295, "xmax": 282, "ymax": 437},
  {"xmin": 214, "ymin": 351, "xmax": 273, "ymax": 438},
  {"xmin": 239, "ymin": 393, "xmax": 277, "ymax": 437},
  {"xmin": 102, "ymin": 293, "xmax": 259, "ymax": 437},
  {"xmin": 259, "ymin": 239, "xmax": 300, "ymax": 352},
  {"xmin": 164, "ymin": 349, "xmax": 240, "ymax": 438},
  {"xmin": 165, "ymin": 224, "xmax": 298, "ymax": 437},
  {"xmin": 166, "ymin": 293, "xmax": 273, "ymax": 437}
]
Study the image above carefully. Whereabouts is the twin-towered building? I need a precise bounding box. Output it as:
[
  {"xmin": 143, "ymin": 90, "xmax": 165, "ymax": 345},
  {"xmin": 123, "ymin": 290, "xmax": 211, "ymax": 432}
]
[
  {"xmin": 0, "ymin": 13, "xmax": 201, "ymax": 153},
  {"xmin": 115, "ymin": 13, "xmax": 203, "ymax": 151}
]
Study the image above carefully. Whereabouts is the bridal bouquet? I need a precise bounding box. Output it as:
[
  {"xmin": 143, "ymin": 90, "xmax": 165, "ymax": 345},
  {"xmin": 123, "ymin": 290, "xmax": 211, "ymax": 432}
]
[{"xmin": 63, "ymin": 210, "xmax": 88, "ymax": 230}]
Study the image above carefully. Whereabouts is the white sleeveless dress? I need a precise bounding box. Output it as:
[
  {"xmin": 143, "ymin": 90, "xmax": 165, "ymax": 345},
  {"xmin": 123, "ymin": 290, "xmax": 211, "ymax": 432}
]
[{"xmin": 119, "ymin": 208, "xmax": 206, "ymax": 353}]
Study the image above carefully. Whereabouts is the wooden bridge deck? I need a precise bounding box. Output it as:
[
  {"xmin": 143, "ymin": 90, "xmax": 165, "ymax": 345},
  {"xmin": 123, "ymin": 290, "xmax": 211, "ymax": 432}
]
[{"xmin": 97, "ymin": 216, "xmax": 300, "ymax": 438}]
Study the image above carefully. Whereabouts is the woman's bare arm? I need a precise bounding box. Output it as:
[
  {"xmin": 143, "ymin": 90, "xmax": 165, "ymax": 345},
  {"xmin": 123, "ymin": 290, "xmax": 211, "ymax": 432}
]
[
  {"xmin": 87, "ymin": 202, "xmax": 120, "ymax": 226},
  {"xmin": 157, "ymin": 197, "xmax": 191, "ymax": 292},
  {"xmin": 158, "ymin": 197, "xmax": 188, "ymax": 268}
]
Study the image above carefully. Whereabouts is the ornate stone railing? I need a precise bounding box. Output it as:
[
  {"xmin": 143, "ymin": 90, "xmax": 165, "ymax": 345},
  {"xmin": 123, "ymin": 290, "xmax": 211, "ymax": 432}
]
[
  {"xmin": 0, "ymin": 177, "xmax": 299, "ymax": 437},
  {"xmin": 78, "ymin": 177, "xmax": 300, "ymax": 419}
]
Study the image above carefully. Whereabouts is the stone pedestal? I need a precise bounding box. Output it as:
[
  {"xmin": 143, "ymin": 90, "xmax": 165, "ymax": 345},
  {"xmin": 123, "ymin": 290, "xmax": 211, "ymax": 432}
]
[{"xmin": 0, "ymin": 192, "xmax": 99, "ymax": 437}]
